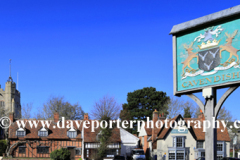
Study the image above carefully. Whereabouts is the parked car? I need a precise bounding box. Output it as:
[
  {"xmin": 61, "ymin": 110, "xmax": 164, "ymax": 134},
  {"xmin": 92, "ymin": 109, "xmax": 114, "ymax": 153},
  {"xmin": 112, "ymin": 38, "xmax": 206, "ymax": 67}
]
[
  {"xmin": 131, "ymin": 148, "xmax": 146, "ymax": 160},
  {"xmin": 221, "ymin": 157, "xmax": 240, "ymax": 160},
  {"xmin": 114, "ymin": 155, "xmax": 125, "ymax": 160},
  {"xmin": 197, "ymin": 157, "xmax": 205, "ymax": 160}
]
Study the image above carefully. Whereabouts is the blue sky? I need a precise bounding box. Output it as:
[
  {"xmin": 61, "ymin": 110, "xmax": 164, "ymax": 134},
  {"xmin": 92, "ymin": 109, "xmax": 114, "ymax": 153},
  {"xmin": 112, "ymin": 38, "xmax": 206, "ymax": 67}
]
[{"xmin": 0, "ymin": 0, "xmax": 240, "ymax": 119}]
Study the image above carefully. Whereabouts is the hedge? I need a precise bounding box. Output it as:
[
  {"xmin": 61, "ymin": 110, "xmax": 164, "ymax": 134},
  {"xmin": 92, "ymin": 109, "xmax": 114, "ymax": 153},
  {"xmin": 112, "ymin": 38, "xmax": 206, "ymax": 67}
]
[
  {"xmin": 0, "ymin": 140, "xmax": 7, "ymax": 156},
  {"xmin": 50, "ymin": 148, "xmax": 71, "ymax": 160}
]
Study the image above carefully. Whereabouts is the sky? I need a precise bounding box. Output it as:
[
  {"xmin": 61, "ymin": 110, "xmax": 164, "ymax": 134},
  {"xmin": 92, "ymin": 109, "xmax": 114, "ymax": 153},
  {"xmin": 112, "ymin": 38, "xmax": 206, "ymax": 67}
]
[{"xmin": 0, "ymin": 0, "xmax": 240, "ymax": 119}]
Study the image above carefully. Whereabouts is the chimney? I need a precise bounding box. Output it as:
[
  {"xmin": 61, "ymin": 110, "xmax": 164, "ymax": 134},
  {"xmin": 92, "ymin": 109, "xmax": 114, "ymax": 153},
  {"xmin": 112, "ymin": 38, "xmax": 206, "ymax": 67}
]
[
  {"xmin": 158, "ymin": 112, "xmax": 165, "ymax": 120},
  {"xmin": 54, "ymin": 112, "xmax": 59, "ymax": 123},
  {"xmin": 84, "ymin": 113, "xmax": 88, "ymax": 120},
  {"xmin": 152, "ymin": 109, "xmax": 158, "ymax": 142},
  {"xmin": 9, "ymin": 112, "xmax": 14, "ymax": 122},
  {"xmin": 198, "ymin": 109, "xmax": 205, "ymax": 121}
]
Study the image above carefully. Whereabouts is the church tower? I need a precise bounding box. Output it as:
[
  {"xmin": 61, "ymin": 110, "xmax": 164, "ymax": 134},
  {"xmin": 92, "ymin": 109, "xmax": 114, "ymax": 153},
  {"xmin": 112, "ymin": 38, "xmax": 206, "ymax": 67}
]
[{"xmin": 0, "ymin": 60, "xmax": 21, "ymax": 119}]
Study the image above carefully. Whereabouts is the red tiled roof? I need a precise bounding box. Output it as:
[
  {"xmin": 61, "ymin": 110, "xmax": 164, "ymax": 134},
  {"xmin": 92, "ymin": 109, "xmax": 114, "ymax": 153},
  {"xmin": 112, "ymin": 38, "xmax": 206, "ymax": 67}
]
[
  {"xmin": 156, "ymin": 115, "xmax": 230, "ymax": 142},
  {"xmin": 83, "ymin": 120, "xmax": 121, "ymax": 143},
  {"xmin": 184, "ymin": 118, "xmax": 230, "ymax": 141},
  {"xmin": 8, "ymin": 119, "xmax": 83, "ymax": 140}
]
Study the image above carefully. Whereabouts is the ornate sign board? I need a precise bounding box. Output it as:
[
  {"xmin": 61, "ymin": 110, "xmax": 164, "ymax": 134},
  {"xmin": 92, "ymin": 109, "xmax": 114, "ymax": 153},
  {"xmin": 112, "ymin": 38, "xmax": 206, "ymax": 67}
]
[{"xmin": 171, "ymin": 6, "xmax": 240, "ymax": 95}]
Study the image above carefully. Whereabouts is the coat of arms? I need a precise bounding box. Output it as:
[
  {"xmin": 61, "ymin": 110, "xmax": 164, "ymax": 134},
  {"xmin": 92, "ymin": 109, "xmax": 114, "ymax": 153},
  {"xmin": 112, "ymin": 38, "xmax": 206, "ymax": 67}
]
[{"xmin": 181, "ymin": 26, "xmax": 240, "ymax": 79}]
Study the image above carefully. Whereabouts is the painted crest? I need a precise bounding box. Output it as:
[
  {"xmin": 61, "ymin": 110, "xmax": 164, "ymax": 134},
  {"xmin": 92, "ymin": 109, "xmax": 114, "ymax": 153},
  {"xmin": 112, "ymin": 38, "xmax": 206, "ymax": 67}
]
[
  {"xmin": 181, "ymin": 26, "xmax": 240, "ymax": 79},
  {"xmin": 198, "ymin": 47, "xmax": 220, "ymax": 72}
]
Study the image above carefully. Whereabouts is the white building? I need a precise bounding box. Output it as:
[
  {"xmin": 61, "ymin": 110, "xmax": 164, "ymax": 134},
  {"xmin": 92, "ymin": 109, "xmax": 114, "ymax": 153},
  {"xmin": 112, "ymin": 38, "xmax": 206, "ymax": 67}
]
[
  {"xmin": 120, "ymin": 127, "xmax": 139, "ymax": 158},
  {"xmin": 82, "ymin": 115, "xmax": 139, "ymax": 160},
  {"xmin": 139, "ymin": 110, "xmax": 231, "ymax": 160}
]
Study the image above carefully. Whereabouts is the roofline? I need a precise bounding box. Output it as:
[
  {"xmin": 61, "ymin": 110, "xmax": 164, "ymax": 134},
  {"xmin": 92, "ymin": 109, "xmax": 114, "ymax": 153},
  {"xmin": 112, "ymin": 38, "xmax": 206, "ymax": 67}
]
[
  {"xmin": 170, "ymin": 5, "xmax": 240, "ymax": 35},
  {"xmin": 120, "ymin": 127, "xmax": 139, "ymax": 140}
]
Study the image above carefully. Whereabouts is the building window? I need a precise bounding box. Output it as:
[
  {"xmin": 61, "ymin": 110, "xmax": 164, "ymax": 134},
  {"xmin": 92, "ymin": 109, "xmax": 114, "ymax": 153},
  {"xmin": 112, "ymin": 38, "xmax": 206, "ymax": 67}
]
[
  {"xmin": 108, "ymin": 143, "xmax": 120, "ymax": 148},
  {"xmin": 75, "ymin": 148, "xmax": 81, "ymax": 155},
  {"xmin": 37, "ymin": 146, "xmax": 49, "ymax": 153},
  {"xmin": 39, "ymin": 131, "xmax": 48, "ymax": 137},
  {"xmin": 67, "ymin": 128, "xmax": 77, "ymax": 138},
  {"xmin": 38, "ymin": 128, "xmax": 48, "ymax": 137},
  {"xmin": 106, "ymin": 149, "xmax": 117, "ymax": 157},
  {"xmin": 19, "ymin": 146, "xmax": 26, "ymax": 154},
  {"xmin": 197, "ymin": 141, "xmax": 204, "ymax": 148},
  {"xmin": 169, "ymin": 151, "xmax": 175, "ymax": 160},
  {"xmin": 217, "ymin": 142, "xmax": 223, "ymax": 151},
  {"xmin": 0, "ymin": 101, "xmax": 4, "ymax": 107},
  {"xmin": 176, "ymin": 151, "xmax": 184, "ymax": 160},
  {"xmin": 176, "ymin": 137, "xmax": 183, "ymax": 147},
  {"xmin": 217, "ymin": 154, "xmax": 223, "ymax": 160},
  {"xmin": 85, "ymin": 143, "xmax": 100, "ymax": 148},
  {"xmin": 16, "ymin": 128, "xmax": 25, "ymax": 137}
]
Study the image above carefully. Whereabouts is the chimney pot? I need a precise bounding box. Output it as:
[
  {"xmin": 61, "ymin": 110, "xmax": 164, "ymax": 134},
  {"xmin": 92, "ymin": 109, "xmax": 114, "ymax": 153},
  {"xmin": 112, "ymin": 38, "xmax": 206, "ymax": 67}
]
[
  {"xmin": 84, "ymin": 113, "xmax": 89, "ymax": 120},
  {"xmin": 198, "ymin": 110, "xmax": 205, "ymax": 121}
]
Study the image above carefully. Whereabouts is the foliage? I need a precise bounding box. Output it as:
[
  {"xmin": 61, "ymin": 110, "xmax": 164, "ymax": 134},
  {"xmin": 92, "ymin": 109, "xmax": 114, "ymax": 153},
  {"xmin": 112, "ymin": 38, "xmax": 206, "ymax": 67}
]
[
  {"xmin": 0, "ymin": 140, "xmax": 7, "ymax": 156},
  {"xmin": 50, "ymin": 148, "xmax": 71, "ymax": 160},
  {"xmin": 97, "ymin": 115, "xmax": 113, "ymax": 160},
  {"xmin": 183, "ymin": 106, "xmax": 192, "ymax": 118},
  {"xmin": 90, "ymin": 95, "xmax": 121, "ymax": 120},
  {"xmin": 38, "ymin": 96, "xmax": 84, "ymax": 120},
  {"xmin": 120, "ymin": 87, "xmax": 169, "ymax": 133}
]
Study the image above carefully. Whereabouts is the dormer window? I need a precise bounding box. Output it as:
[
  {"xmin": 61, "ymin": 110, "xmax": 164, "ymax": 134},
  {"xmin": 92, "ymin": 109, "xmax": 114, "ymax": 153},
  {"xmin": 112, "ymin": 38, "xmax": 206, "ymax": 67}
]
[
  {"xmin": 16, "ymin": 128, "xmax": 25, "ymax": 137},
  {"xmin": 67, "ymin": 128, "xmax": 77, "ymax": 138},
  {"xmin": 38, "ymin": 128, "xmax": 48, "ymax": 137}
]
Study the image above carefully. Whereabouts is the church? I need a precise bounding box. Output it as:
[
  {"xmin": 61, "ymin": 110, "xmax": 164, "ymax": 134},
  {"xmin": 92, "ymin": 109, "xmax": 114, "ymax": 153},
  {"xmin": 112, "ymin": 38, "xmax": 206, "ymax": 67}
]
[
  {"xmin": 0, "ymin": 73, "xmax": 21, "ymax": 119},
  {"xmin": 0, "ymin": 65, "xmax": 21, "ymax": 139}
]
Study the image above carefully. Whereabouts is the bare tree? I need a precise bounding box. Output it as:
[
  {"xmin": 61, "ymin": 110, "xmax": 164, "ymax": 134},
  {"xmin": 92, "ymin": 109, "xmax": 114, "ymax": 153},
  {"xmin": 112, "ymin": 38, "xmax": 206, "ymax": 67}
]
[
  {"xmin": 168, "ymin": 96, "xmax": 233, "ymax": 121},
  {"xmin": 21, "ymin": 103, "xmax": 33, "ymax": 119},
  {"xmin": 167, "ymin": 96, "xmax": 198, "ymax": 119},
  {"xmin": 90, "ymin": 95, "xmax": 121, "ymax": 120},
  {"xmin": 217, "ymin": 106, "xmax": 233, "ymax": 121},
  {"xmin": 39, "ymin": 96, "xmax": 84, "ymax": 120},
  {"xmin": 0, "ymin": 106, "xmax": 8, "ymax": 118}
]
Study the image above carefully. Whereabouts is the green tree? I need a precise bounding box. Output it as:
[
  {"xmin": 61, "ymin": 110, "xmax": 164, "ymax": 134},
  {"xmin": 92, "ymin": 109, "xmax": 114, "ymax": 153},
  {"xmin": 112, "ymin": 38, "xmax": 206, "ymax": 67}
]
[
  {"xmin": 120, "ymin": 87, "xmax": 169, "ymax": 133},
  {"xmin": 183, "ymin": 106, "xmax": 192, "ymax": 118},
  {"xmin": 96, "ymin": 115, "xmax": 113, "ymax": 160}
]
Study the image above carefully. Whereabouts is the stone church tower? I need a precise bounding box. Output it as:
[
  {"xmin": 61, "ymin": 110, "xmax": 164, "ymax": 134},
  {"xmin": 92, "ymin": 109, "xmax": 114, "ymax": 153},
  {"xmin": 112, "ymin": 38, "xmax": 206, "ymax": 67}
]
[{"xmin": 0, "ymin": 66, "xmax": 21, "ymax": 119}]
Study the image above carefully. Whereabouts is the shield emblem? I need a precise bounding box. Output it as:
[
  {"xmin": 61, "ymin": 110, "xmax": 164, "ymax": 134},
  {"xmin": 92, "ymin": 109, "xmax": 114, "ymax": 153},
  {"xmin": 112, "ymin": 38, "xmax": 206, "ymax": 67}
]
[{"xmin": 198, "ymin": 47, "xmax": 220, "ymax": 71}]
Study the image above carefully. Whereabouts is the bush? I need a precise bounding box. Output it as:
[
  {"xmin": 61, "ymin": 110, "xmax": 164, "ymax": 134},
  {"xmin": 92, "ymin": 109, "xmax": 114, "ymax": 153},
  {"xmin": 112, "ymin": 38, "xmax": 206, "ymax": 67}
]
[
  {"xmin": 0, "ymin": 140, "xmax": 7, "ymax": 156},
  {"xmin": 50, "ymin": 148, "xmax": 71, "ymax": 160}
]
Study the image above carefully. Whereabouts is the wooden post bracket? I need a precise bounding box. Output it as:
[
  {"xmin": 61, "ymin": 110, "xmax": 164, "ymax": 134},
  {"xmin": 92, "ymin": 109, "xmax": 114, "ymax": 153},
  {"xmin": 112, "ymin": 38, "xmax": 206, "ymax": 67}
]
[{"xmin": 186, "ymin": 86, "xmax": 238, "ymax": 118}]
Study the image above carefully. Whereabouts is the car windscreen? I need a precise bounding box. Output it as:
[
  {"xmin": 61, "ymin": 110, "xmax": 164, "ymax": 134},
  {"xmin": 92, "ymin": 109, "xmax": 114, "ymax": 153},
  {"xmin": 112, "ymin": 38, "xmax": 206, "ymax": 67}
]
[{"xmin": 133, "ymin": 150, "xmax": 144, "ymax": 155}]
